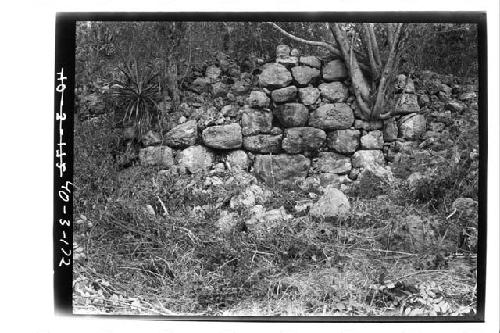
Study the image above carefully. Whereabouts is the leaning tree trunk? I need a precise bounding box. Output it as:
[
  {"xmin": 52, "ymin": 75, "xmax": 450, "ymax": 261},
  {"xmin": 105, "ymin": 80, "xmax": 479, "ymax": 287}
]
[
  {"xmin": 329, "ymin": 23, "xmax": 373, "ymax": 120},
  {"xmin": 166, "ymin": 56, "xmax": 180, "ymax": 110},
  {"xmin": 268, "ymin": 22, "xmax": 407, "ymax": 121},
  {"xmin": 160, "ymin": 22, "xmax": 187, "ymax": 113},
  {"xmin": 329, "ymin": 23, "xmax": 406, "ymax": 120}
]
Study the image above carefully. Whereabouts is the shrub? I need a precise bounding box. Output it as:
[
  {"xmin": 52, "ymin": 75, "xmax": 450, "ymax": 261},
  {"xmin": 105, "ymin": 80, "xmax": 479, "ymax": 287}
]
[
  {"xmin": 408, "ymin": 156, "xmax": 478, "ymax": 210},
  {"xmin": 348, "ymin": 170, "xmax": 390, "ymax": 199},
  {"xmin": 111, "ymin": 57, "xmax": 160, "ymax": 138},
  {"xmin": 74, "ymin": 114, "xmax": 121, "ymax": 216}
]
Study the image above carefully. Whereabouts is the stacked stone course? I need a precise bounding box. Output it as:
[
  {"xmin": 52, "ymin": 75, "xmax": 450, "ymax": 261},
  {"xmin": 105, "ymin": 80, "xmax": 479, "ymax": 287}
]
[{"xmin": 137, "ymin": 45, "xmax": 430, "ymax": 187}]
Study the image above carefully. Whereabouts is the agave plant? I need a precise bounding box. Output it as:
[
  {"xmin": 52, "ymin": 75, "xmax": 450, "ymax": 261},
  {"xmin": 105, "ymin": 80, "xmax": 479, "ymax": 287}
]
[{"xmin": 111, "ymin": 57, "xmax": 160, "ymax": 138}]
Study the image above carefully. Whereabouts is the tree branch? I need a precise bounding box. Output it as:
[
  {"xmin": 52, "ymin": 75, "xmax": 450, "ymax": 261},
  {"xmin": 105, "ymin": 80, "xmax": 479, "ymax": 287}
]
[
  {"xmin": 371, "ymin": 23, "xmax": 405, "ymax": 119},
  {"xmin": 362, "ymin": 24, "xmax": 380, "ymax": 81},
  {"xmin": 387, "ymin": 23, "xmax": 395, "ymax": 49},
  {"xmin": 330, "ymin": 23, "xmax": 372, "ymax": 119},
  {"xmin": 355, "ymin": 93, "xmax": 372, "ymax": 120},
  {"xmin": 368, "ymin": 23, "xmax": 382, "ymax": 68},
  {"xmin": 266, "ymin": 22, "xmax": 341, "ymax": 57}
]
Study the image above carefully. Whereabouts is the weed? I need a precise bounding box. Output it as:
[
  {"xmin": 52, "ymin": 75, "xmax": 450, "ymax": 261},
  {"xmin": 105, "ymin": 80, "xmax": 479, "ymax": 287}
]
[{"xmin": 111, "ymin": 57, "xmax": 161, "ymax": 138}]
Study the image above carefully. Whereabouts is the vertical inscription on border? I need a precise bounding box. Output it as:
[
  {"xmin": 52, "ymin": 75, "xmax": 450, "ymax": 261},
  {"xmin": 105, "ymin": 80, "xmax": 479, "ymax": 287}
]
[
  {"xmin": 56, "ymin": 68, "xmax": 67, "ymax": 178},
  {"xmin": 55, "ymin": 68, "xmax": 73, "ymax": 268},
  {"xmin": 54, "ymin": 15, "xmax": 75, "ymax": 314}
]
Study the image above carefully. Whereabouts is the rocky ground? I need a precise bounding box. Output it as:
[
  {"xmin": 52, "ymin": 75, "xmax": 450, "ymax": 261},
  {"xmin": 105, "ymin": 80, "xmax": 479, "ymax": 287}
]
[{"xmin": 73, "ymin": 51, "xmax": 479, "ymax": 316}]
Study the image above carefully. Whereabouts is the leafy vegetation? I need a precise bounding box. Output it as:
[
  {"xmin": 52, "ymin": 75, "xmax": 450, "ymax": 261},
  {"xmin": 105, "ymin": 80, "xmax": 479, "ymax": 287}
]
[
  {"xmin": 74, "ymin": 116, "xmax": 478, "ymax": 316},
  {"xmin": 111, "ymin": 58, "xmax": 160, "ymax": 137},
  {"xmin": 73, "ymin": 21, "xmax": 479, "ymax": 316}
]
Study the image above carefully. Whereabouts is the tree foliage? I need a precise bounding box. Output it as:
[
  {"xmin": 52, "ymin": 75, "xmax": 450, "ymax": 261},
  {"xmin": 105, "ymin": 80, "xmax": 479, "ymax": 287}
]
[
  {"xmin": 403, "ymin": 23, "xmax": 478, "ymax": 78},
  {"xmin": 76, "ymin": 21, "xmax": 478, "ymax": 126}
]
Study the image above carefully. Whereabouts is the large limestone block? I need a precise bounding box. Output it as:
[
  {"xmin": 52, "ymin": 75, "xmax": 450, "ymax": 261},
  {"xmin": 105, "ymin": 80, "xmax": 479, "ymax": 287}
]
[
  {"xmin": 258, "ymin": 63, "xmax": 293, "ymax": 89},
  {"xmin": 299, "ymin": 56, "xmax": 321, "ymax": 69},
  {"xmin": 282, "ymin": 127, "xmax": 326, "ymax": 154},
  {"xmin": 319, "ymin": 82, "xmax": 349, "ymax": 102},
  {"xmin": 243, "ymin": 134, "xmax": 282, "ymax": 153},
  {"xmin": 253, "ymin": 154, "xmax": 311, "ymax": 185},
  {"xmin": 247, "ymin": 91, "xmax": 270, "ymax": 108},
  {"xmin": 309, "ymin": 103, "xmax": 354, "ymax": 130},
  {"xmin": 351, "ymin": 150, "xmax": 385, "ymax": 169},
  {"xmin": 322, "ymin": 59, "xmax": 348, "ymax": 81},
  {"xmin": 399, "ymin": 114, "xmax": 427, "ymax": 140},
  {"xmin": 309, "ymin": 185, "xmax": 350, "ymax": 219},
  {"xmin": 274, "ymin": 103, "xmax": 309, "ymax": 128},
  {"xmin": 241, "ymin": 108, "xmax": 273, "ymax": 136},
  {"xmin": 165, "ymin": 120, "xmax": 198, "ymax": 148},
  {"xmin": 383, "ymin": 118, "xmax": 398, "ymax": 142},
  {"xmin": 291, "ymin": 66, "xmax": 321, "ymax": 86},
  {"xmin": 276, "ymin": 44, "xmax": 291, "ymax": 58},
  {"xmin": 394, "ymin": 93, "xmax": 420, "ymax": 115},
  {"xmin": 298, "ymin": 87, "xmax": 320, "ymax": 105},
  {"xmin": 139, "ymin": 146, "xmax": 174, "ymax": 167},
  {"xmin": 360, "ymin": 130, "xmax": 384, "ymax": 149},
  {"xmin": 312, "ymin": 152, "xmax": 352, "ymax": 174},
  {"xmin": 326, "ymin": 129, "xmax": 360, "ymax": 154},
  {"xmin": 225, "ymin": 150, "xmax": 249, "ymax": 171},
  {"xmin": 202, "ymin": 123, "xmax": 242, "ymax": 149},
  {"xmin": 271, "ymin": 86, "xmax": 297, "ymax": 103},
  {"xmin": 176, "ymin": 145, "xmax": 214, "ymax": 173}
]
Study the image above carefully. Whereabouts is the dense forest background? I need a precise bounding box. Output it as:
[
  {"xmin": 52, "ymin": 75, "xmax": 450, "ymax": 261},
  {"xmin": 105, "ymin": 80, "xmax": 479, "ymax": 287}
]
[
  {"xmin": 76, "ymin": 21, "xmax": 478, "ymax": 91},
  {"xmin": 76, "ymin": 22, "xmax": 477, "ymax": 94}
]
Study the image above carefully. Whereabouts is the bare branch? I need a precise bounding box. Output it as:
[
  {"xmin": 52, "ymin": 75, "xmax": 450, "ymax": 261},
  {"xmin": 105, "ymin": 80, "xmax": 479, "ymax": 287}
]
[
  {"xmin": 361, "ymin": 24, "xmax": 380, "ymax": 81},
  {"xmin": 322, "ymin": 23, "xmax": 334, "ymax": 43},
  {"xmin": 354, "ymin": 93, "xmax": 372, "ymax": 120},
  {"xmin": 387, "ymin": 23, "xmax": 395, "ymax": 48},
  {"xmin": 330, "ymin": 24, "xmax": 370, "ymax": 100},
  {"xmin": 371, "ymin": 23, "xmax": 405, "ymax": 119},
  {"xmin": 328, "ymin": 24, "xmax": 371, "ymax": 74},
  {"xmin": 393, "ymin": 25, "xmax": 410, "ymax": 72},
  {"xmin": 330, "ymin": 23, "xmax": 372, "ymax": 119},
  {"xmin": 368, "ymin": 23, "xmax": 382, "ymax": 67},
  {"xmin": 349, "ymin": 33, "xmax": 354, "ymax": 73},
  {"xmin": 378, "ymin": 111, "xmax": 393, "ymax": 120},
  {"xmin": 328, "ymin": 24, "xmax": 348, "ymax": 55},
  {"xmin": 266, "ymin": 22, "xmax": 341, "ymax": 57}
]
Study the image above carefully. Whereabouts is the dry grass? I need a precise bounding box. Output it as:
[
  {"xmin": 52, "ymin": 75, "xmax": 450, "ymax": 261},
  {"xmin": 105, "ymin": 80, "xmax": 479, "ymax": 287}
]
[{"xmin": 73, "ymin": 177, "xmax": 477, "ymax": 317}]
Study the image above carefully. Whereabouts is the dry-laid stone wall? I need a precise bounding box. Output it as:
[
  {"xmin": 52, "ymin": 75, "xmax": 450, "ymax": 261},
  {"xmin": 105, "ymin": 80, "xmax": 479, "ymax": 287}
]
[{"xmin": 136, "ymin": 45, "xmax": 431, "ymax": 188}]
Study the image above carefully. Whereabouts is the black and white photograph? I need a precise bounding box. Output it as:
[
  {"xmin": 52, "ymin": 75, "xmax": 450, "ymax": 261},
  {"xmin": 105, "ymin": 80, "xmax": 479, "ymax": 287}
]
[
  {"xmin": 55, "ymin": 13, "xmax": 488, "ymax": 320},
  {"xmin": 3, "ymin": 0, "xmax": 500, "ymax": 331}
]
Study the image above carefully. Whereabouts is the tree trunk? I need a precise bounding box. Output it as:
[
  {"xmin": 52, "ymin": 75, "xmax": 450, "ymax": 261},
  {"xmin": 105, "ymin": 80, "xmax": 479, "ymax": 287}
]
[
  {"xmin": 371, "ymin": 23, "xmax": 405, "ymax": 120},
  {"xmin": 166, "ymin": 55, "xmax": 180, "ymax": 110},
  {"xmin": 329, "ymin": 23, "xmax": 373, "ymax": 120},
  {"xmin": 269, "ymin": 22, "xmax": 407, "ymax": 121}
]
